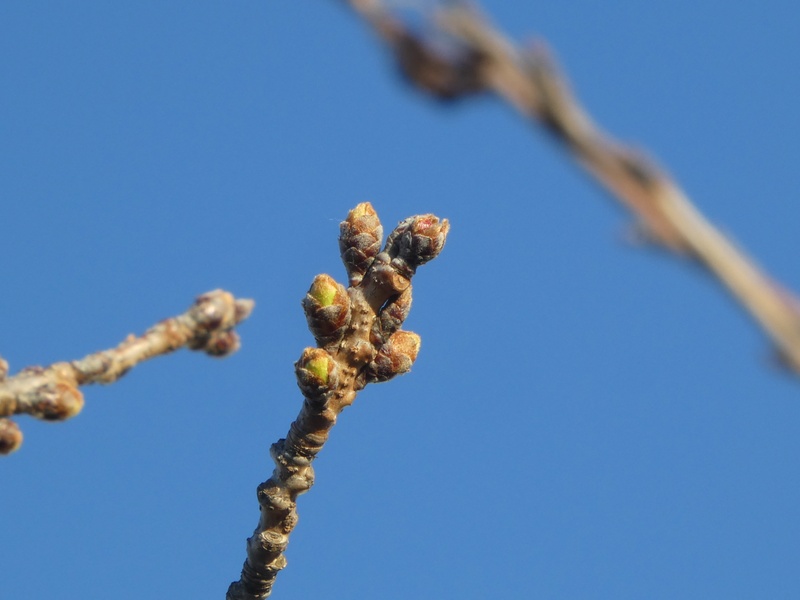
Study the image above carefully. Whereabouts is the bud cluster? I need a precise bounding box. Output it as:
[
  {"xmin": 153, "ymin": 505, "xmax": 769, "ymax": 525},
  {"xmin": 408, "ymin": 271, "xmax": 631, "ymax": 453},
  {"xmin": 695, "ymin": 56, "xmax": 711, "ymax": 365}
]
[{"xmin": 297, "ymin": 203, "xmax": 448, "ymax": 403}]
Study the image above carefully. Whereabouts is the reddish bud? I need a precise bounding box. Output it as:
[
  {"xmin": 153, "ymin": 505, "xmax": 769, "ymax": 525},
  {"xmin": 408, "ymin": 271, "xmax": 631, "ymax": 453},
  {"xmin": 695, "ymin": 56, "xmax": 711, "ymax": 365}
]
[
  {"xmin": 367, "ymin": 331, "xmax": 421, "ymax": 383},
  {"xmin": 384, "ymin": 214, "xmax": 449, "ymax": 277}
]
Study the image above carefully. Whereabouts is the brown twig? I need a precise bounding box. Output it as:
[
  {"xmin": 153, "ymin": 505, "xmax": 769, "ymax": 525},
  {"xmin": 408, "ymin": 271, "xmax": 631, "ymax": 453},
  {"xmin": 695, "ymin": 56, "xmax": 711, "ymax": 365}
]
[
  {"xmin": 226, "ymin": 203, "xmax": 449, "ymax": 599},
  {"xmin": 0, "ymin": 289, "xmax": 254, "ymax": 454},
  {"xmin": 339, "ymin": 0, "xmax": 800, "ymax": 374}
]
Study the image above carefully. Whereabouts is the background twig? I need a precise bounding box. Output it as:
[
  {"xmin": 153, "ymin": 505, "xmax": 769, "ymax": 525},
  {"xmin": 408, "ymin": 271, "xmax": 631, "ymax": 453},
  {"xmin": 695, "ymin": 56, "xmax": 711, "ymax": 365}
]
[
  {"xmin": 339, "ymin": 0, "xmax": 800, "ymax": 374},
  {"xmin": 0, "ymin": 290, "xmax": 253, "ymax": 454}
]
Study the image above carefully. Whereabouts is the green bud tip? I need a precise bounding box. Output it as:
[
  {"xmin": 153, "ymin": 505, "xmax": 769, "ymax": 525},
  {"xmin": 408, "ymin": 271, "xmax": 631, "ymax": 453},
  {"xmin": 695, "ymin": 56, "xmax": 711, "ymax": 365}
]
[
  {"xmin": 310, "ymin": 275, "xmax": 339, "ymax": 307},
  {"xmin": 305, "ymin": 356, "xmax": 330, "ymax": 384}
]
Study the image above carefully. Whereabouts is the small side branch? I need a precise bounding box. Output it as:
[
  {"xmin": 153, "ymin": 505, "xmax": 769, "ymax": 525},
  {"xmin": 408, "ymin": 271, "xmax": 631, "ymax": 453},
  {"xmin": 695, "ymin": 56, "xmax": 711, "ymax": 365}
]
[
  {"xmin": 339, "ymin": 0, "xmax": 800, "ymax": 374},
  {"xmin": 0, "ymin": 289, "xmax": 254, "ymax": 454},
  {"xmin": 227, "ymin": 203, "xmax": 449, "ymax": 599}
]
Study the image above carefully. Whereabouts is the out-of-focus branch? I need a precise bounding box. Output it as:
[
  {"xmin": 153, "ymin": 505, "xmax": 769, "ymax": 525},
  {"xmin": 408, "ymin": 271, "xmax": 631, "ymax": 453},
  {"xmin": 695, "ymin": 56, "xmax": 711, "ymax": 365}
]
[
  {"xmin": 0, "ymin": 289, "xmax": 254, "ymax": 454},
  {"xmin": 227, "ymin": 203, "xmax": 449, "ymax": 599},
  {"xmin": 339, "ymin": 0, "xmax": 800, "ymax": 374}
]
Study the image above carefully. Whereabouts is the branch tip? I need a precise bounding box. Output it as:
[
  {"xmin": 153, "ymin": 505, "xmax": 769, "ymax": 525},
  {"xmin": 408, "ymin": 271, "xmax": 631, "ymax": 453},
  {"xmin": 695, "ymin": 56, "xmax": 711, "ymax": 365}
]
[{"xmin": 230, "ymin": 202, "xmax": 448, "ymax": 597}]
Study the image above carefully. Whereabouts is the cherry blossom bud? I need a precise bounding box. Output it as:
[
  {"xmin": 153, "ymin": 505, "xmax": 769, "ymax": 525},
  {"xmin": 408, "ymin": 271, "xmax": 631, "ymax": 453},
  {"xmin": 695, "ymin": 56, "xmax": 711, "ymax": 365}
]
[
  {"xmin": 367, "ymin": 331, "xmax": 421, "ymax": 383},
  {"xmin": 384, "ymin": 214, "xmax": 449, "ymax": 277},
  {"xmin": 339, "ymin": 202, "xmax": 383, "ymax": 286},
  {"xmin": 372, "ymin": 287, "xmax": 413, "ymax": 344},
  {"xmin": 295, "ymin": 348, "xmax": 338, "ymax": 399},
  {"xmin": 302, "ymin": 274, "xmax": 351, "ymax": 345}
]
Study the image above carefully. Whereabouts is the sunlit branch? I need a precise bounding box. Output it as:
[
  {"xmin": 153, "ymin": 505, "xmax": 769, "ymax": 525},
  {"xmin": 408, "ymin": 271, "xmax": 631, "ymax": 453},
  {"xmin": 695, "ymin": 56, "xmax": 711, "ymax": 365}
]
[{"xmin": 0, "ymin": 289, "xmax": 254, "ymax": 454}]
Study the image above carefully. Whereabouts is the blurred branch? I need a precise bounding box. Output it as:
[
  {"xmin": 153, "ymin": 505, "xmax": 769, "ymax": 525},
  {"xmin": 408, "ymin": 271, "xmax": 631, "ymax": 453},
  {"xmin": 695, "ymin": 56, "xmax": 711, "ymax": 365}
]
[
  {"xmin": 227, "ymin": 203, "xmax": 449, "ymax": 599},
  {"xmin": 339, "ymin": 0, "xmax": 800, "ymax": 375},
  {"xmin": 0, "ymin": 289, "xmax": 254, "ymax": 454}
]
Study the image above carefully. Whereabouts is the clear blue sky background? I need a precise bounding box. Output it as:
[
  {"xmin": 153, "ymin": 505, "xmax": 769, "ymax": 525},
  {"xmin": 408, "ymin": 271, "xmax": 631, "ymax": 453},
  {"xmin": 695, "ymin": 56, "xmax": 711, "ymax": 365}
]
[{"xmin": 3, "ymin": 2, "xmax": 800, "ymax": 598}]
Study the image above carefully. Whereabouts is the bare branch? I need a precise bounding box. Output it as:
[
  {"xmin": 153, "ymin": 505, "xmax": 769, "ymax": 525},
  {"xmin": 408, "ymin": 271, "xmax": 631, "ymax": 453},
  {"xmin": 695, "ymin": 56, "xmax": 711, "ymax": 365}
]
[
  {"xmin": 338, "ymin": 0, "xmax": 800, "ymax": 374},
  {"xmin": 227, "ymin": 203, "xmax": 449, "ymax": 599},
  {"xmin": 0, "ymin": 289, "xmax": 254, "ymax": 454}
]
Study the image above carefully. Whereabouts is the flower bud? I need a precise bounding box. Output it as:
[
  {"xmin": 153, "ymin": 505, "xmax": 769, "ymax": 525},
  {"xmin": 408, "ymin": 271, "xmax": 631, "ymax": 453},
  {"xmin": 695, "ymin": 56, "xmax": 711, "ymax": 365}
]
[
  {"xmin": 367, "ymin": 331, "xmax": 421, "ymax": 383},
  {"xmin": 202, "ymin": 330, "xmax": 242, "ymax": 357},
  {"xmin": 339, "ymin": 202, "xmax": 384, "ymax": 286},
  {"xmin": 0, "ymin": 418, "xmax": 23, "ymax": 455},
  {"xmin": 384, "ymin": 214, "xmax": 449, "ymax": 277},
  {"xmin": 302, "ymin": 274, "xmax": 351, "ymax": 346},
  {"xmin": 30, "ymin": 381, "xmax": 84, "ymax": 421},
  {"xmin": 190, "ymin": 290, "xmax": 237, "ymax": 331},
  {"xmin": 295, "ymin": 348, "xmax": 338, "ymax": 399},
  {"xmin": 372, "ymin": 287, "xmax": 413, "ymax": 344},
  {"xmin": 0, "ymin": 356, "xmax": 7, "ymax": 381}
]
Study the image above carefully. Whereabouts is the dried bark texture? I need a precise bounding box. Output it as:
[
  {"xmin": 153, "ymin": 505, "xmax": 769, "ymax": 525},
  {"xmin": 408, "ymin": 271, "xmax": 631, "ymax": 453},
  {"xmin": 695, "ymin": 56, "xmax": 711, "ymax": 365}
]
[
  {"xmin": 226, "ymin": 203, "xmax": 448, "ymax": 600},
  {"xmin": 0, "ymin": 290, "xmax": 253, "ymax": 454},
  {"xmin": 339, "ymin": 0, "xmax": 800, "ymax": 374}
]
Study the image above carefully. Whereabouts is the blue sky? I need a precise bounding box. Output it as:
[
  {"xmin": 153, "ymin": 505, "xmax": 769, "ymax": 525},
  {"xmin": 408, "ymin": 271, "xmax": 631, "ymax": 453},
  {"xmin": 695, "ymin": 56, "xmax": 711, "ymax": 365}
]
[{"xmin": 3, "ymin": 2, "xmax": 800, "ymax": 598}]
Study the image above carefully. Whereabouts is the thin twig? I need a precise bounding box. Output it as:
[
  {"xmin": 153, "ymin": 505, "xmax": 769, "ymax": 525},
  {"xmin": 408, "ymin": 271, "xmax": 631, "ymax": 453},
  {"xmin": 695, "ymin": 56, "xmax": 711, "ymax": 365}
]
[
  {"xmin": 227, "ymin": 203, "xmax": 449, "ymax": 599},
  {"xmin": 339, "ymin": 0, "xmax": 800, "ymax": 374},
  {"xmin": 0, "ymin": 289, "xmax": 254, "ymax": 454}
]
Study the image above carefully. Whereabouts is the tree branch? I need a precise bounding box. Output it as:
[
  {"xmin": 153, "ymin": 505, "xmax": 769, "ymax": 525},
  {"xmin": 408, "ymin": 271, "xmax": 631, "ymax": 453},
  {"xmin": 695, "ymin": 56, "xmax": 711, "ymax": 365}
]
[
  {"xmin": 226, "ymin": 203, "xmax": 449, "ymax": 599},
  {"xmin": 337, "ymin": 0, "xmax": 800, "ymax": 375},
  {"xmin": 0, "ymin": 289, "xmax": 254, "ymax": 454}
]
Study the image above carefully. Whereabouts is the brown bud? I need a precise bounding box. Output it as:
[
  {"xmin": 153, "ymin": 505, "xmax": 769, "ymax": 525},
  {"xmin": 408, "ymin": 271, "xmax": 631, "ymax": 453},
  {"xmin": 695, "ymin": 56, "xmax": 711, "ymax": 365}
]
[
  {"xmin": 302, "ymin": 274, "xmax": 351, "ymax": 346},
  {"xmin": 372, "ymin": 287, "xmax": 413, "ymax": 344},
  {"xmin": 201, "ymin": 330, "xmax": 242, "ymax": 357},
  {"xmin": 367, "ymin": 331, "xmax": 421, "ymax": 383},
  {"xmin": 295, "ymin": 348, "xmax": 338, "ymax": 400},
  {"xmin": 384, "ymin": 214, "xmax": 449, "ymax": 277},
  {"xmin": 234, "ymin": 298, "xmax": 256, "ymax": 323},
  {"xmin": 29, "ymin": 382, "xmax": 84, "ymax": 421},
  {"xmin": 394, "ymin": 31, "xmax": 486, "ymax": 101},
  {"xmin": 339, "ymin": 202, "xmax": 384, "ymax": 286},
  {"xmin": 0, "ymin": 418, "xmax": 23, "ymax": 455},
  {"xmin": 190, "ymin": 290, "xmax": 239, "ymax": 331}
]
